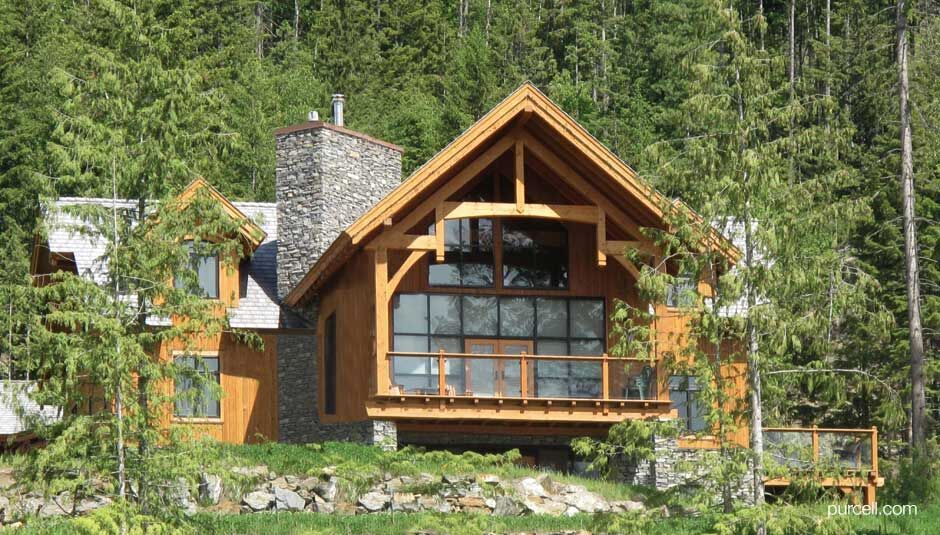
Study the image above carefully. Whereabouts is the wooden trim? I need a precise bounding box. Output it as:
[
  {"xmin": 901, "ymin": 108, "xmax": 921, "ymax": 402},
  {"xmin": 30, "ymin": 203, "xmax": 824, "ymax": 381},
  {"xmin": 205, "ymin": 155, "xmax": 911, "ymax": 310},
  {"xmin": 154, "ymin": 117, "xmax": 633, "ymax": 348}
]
[
  {"xmin": 434, "ymin": 205, "xmax": 445, "ymax": 263},
  {"xmin": 441, "ymin": 201, "xmax": 598, "ymax": 223},
  {"xmin": 369, "ymin": 234, "xmax": 436, "ymax": 251},
  {"xmin": 176, "ymin": 178, "xmax": 267, "ymax": 252},
  {"xmin": 596, "ymin": 211, "xmax": 606, "ymax": 267},
  {"xmin": 515, "ymin": 138, "xmax": 525, "ymax": 213},
  {"xmin": 388, "ymin": 251, "xmax": 427, "ymax": 297},
  {"xmin": 374, "ymin": 248, "xmax": 390, "ymax": 395}
]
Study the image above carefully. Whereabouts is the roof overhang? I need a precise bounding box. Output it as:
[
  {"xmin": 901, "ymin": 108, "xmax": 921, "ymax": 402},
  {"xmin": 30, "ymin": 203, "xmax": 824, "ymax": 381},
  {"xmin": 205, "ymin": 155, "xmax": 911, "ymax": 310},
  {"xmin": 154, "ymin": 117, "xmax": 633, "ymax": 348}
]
[{"xmin": 177, "ymin": 178, "xmax": 267, "ymax": 254}]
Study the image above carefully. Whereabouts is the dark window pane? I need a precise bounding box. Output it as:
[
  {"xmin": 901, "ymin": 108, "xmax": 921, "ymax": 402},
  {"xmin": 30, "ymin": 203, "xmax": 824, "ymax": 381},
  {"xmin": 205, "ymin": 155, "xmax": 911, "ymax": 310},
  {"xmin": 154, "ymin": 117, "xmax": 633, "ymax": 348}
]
[
  {"xmin": 462, "ymin": 296, "xmax": 497, "ymax": 335},
  {"xmin": 393, "ymin": 294, "xmax": 428, "ymax": 334},
  {"xmin": 570, "ymin": 299, "xmax": 604, "ymax": 338},
  {"xmin": 428, "ymin": 219, "xmax": 494, "ymax": 287},
  {"xmin": 429, "ymin": 295, "xmax": 461, "ymax": 335},
  {"xmin": 393, "ymin": 335, "xmax": 429, "ymax": 352},
  {"xmin": 174, "ymin": 241, "xmax": 218, "ymax": 298},
  {"xmin": 324, "ymin": 314, "xmax": 337, "ymax": 415},
  {"xmin": 667, "ymin": 276, "xmax": 698, "ymax": 308},
  {"xmin": 499, "ymin": 297, "xmax": 534, "ymax": 337},
  {"xmin": 536, "ymin": 339, "xmax": 568, "ymax": 356},
  {"xmin": 536, "ymin": 298, "xmax": 567, "ymax": 337},
  {"xmin": 570, "ymin": 339, "xmax": 604, "ymax": 355},
  {"xmin": 502, "ymin": 219, "xmax": 568, "ymax": 289}
]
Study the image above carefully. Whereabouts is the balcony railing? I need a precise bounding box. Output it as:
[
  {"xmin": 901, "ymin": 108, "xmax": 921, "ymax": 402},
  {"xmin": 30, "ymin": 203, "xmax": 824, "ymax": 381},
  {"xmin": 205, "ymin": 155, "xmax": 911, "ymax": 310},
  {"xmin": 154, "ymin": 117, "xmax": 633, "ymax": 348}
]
[
  {"xmin": 764, "ymin": 427, "xmax": 878, "ymax": 474},
  {"xmin": 387, "ymin": 350, "xmax": 661, "ymax": 402}
]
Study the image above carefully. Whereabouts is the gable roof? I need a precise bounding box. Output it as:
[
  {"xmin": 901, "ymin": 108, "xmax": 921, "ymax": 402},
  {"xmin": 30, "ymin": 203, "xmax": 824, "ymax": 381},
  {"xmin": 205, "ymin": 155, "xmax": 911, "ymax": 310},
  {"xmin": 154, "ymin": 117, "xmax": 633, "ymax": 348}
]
[
  {"xmin": 177, "ymin": 178, "xmax": 267, "ymax": 253},
  {"xmin": 284, "ymin": 82, "xmax": 739, "ymax": 306},
  {"xmin": 36, "ymin": 198, "xmax": 290, "ymax": 330}
]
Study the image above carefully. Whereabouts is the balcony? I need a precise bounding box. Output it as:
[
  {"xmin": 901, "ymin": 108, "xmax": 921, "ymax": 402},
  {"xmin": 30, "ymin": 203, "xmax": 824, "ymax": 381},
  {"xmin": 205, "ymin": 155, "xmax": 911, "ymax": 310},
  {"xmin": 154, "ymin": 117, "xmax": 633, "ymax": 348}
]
[{"xmin": 366, "ymin": 350, "xmax": 674, "ymax": 425}]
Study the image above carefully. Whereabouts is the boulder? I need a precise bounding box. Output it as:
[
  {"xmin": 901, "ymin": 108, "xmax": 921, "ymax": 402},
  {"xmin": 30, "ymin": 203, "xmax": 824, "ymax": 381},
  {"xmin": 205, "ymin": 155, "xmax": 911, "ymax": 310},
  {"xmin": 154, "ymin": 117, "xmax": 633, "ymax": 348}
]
[
  {"xmin": 391, "ymin": 492, "xmax": 419, "ymax": 512},
  {"xmin": 522, "ymin": 496, "xmax": 568, "ymax": 516},
  {"xmin": 274, "ymin": 487, "xmax": 306, "ymax": 511},
  {"xmin": 515, "ymin": 477, "xmax": 547, "ymax": 498},
  {"xmin": 314, "ymin": 477, "xmax": 340, "ymax": 502},
  {"xmin": 536, "ymin": 474, "xmax": 560, "ymax": 494},
  {"xmin": 269, "ymin": 476, "xmax": 292, "ymax": 490},
  {"xmin": 38, "ymin": 493, "xmax": 71, "ymax": 518},
  {"xmin": 456, "ymin": 496, "xmax": 488, "ymax": 511},
  {"xmin": 611, "ymin": 500, "xmax": 645, "ymax": 513},
  {"xmin": 477, "ymin": 474, "xmax": 501, "ymax": 485},
  {"xmin": 357, "ymin": 491, "xmax": 390, "ymax": 512},
  {"xmin": 199, "ymin": 473, "xmax": 223, "ymax": 505},
  {"xmin": 417, "ymin": 495, "xmax": 448, "ymax": 513},
  {"xmin": 74, "ymin": 495, "xmax": 112, "ymax": 515},
  {"xmin": 561, "ymin": 490, "xmax": 610, "ymax": 513},
  {"xmin": 231, "ymin": 465, "xmax": 269, "ymax": 479},
  {"xmin": 442, "ymin": 473, "xmax": 469, "ymax": 485},
  {"xmin": 320, "ymin": 465, "xmax": 337, "ymax": 479},
  {"xmin": 492, "ymin": 496, "xmax": 524, "ymax": 516},
  {"xmin": 242, "ymin": 490, "xmax": 275, "ymax": 512},
  {"xmin": 169, "ymin": 477, "xmax": 197, "ymax": 516},
  {"xmin": 307, "ymin": 494, "xmax": 334, "ymax": 514}
]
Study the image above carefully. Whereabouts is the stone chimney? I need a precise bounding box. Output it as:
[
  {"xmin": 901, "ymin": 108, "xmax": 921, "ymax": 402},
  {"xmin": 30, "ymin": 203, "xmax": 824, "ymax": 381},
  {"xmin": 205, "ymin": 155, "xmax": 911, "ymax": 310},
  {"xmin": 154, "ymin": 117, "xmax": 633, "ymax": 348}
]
[{"xmin": 274, "ymin": 110, "xmax": 402, "ymax": 300}]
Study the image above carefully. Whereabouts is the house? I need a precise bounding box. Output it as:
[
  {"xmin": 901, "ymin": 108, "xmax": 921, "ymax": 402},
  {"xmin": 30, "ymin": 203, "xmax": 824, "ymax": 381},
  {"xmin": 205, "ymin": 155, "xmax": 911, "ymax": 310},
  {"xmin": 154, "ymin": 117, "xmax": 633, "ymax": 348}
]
[{"xmin": 29, "ymin": 83, "xmax": 881, "ymax": 503}]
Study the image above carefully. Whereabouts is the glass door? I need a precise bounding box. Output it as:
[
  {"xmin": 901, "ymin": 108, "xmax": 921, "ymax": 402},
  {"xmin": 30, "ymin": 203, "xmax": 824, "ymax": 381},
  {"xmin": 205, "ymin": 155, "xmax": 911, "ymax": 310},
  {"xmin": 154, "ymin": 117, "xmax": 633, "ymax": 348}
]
[
  {"xmin": 463, "ymin": 339, "xmax": 533, "ymax": 397},
  {"xmin": 498, "ymin": 340, "xmax": 533, "ymax": 397},
  {"xmin": 465, "ymin": 340, "xmax": 497, "ymax": 397}
]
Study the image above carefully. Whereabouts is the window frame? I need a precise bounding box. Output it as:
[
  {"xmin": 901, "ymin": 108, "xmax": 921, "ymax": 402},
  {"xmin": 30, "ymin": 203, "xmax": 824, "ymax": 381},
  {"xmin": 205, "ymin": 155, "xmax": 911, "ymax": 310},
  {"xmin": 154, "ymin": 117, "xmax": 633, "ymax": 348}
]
[{"xmin": 172, "ymin": 351, "xmax": 222, "ymax": 422}]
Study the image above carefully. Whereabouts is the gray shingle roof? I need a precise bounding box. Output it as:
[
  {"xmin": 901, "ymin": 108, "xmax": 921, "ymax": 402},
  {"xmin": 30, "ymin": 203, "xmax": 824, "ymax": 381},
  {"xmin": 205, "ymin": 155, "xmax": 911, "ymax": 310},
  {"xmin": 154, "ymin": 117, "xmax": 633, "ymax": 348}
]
[{"xmin": 44, "ymin": 198, "xmax": 289, "ymax": 330}]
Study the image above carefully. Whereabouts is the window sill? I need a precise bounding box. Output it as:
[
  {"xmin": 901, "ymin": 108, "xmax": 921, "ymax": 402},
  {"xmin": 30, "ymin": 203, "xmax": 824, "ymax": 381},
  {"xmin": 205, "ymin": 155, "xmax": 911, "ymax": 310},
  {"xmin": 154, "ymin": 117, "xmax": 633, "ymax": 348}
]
[{"xmin": 173, "ymin": 417, "xmax": 223, "ymax": 425}]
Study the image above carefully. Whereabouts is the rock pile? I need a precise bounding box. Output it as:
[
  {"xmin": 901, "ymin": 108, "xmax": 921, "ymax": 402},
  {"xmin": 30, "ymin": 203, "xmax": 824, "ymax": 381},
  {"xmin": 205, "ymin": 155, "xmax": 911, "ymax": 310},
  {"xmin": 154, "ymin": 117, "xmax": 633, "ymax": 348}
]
[{"xmin": 234, "ymin": 467, "xmax": 647, "ymax": 517}]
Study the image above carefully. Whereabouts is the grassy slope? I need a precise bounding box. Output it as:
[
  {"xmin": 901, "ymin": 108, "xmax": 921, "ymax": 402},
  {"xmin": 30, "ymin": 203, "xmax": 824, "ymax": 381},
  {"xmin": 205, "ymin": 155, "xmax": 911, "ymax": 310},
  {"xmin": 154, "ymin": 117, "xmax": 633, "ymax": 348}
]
[{"xmin": 10, "ymin": 442, "xmax": 940, "ymax": 534}]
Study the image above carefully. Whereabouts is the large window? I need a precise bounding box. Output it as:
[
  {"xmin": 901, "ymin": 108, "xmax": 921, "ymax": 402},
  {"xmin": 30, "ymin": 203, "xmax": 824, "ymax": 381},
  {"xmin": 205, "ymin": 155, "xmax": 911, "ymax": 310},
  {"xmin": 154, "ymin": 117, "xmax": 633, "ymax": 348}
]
[
  {"xmin": 391, "ymin": 294, "xmax": 605, "ymax": 397},
  {"xmin": 669, "ymin": 375, "xmax": 706, "ymax": 432},
  {"xmin": 429, "ymin": 219, "xmax": 494, "ymax": 287},
  {"xmin": 502, "ymin": 219, "xmax": 568, "ymax": 289},
  {"xmin": 324, "ymin": 313, "xmax": 337, "ymax": 415},
  {"xmin": 174, "ymin": 355, "xmax": 221, "ymax": 419},
  {"xmin": 666, "ymin": 275, "xmax": 697, "ymax": 308},
  {"xmin": 174, "ymin": 240, "xmax": 219, "ymax": 298}
]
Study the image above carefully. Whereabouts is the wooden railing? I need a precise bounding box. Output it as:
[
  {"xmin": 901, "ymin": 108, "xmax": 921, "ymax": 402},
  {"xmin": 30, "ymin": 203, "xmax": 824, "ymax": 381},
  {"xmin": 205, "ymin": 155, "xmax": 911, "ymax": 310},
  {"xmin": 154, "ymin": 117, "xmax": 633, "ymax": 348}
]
[
  {"xmin": 386, "ymin": 350, "xmax": 662, "ymax": 403},
  {"xmin": 763, "ymin": 427, "xmax": 878, "ymax": 475}
]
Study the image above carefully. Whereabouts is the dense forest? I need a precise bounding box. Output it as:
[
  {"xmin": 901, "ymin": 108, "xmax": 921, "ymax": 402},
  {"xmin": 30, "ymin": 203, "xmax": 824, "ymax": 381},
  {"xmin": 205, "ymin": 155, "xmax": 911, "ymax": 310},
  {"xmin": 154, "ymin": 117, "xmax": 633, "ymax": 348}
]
[{"xmin": 0, "ymin": 0, "xmax": 937, "ymax": 456}]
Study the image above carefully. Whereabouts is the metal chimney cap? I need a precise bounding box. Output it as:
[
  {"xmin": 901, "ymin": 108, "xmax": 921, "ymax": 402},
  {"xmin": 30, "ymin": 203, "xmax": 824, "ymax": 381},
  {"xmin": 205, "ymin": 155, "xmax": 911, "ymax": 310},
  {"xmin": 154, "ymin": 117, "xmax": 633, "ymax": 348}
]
[{"xmin": 331, "ymin": 94, "xmax": 345, "ymax": 127}]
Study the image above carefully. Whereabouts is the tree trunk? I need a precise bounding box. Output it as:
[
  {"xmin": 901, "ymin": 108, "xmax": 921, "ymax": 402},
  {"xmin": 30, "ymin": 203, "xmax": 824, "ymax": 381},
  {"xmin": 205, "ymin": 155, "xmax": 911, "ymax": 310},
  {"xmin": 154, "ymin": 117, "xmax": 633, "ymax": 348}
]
[
  {"xmin": 294, "ymin": 0, "xmax": 300, "ymax": 40},
  {"xmin": 789, "ymin": 0, "xmax": 796, "ymax": 98},
  {"xmin": 744, "ymin": 212, "xmax": 765, "ymax": 506},
  {"xmin": 897, "ymin": 0, "xmax": 927, "ymax": 453},
  {"xmin": 825, "ymin": 0, "xmax": 831, "ymax": 99}
]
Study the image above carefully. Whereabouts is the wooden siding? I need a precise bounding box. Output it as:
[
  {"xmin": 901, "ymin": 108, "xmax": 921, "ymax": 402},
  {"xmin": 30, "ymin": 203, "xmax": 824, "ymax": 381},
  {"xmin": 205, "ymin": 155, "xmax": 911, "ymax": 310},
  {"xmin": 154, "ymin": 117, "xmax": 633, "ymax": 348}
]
[
  {"xmin": 159, "ymin": 333, "xmax": 279, "ymax": 443},
  {"xmin": 316, "ymin": 249, "xmax": 377, "ymax": 423}
]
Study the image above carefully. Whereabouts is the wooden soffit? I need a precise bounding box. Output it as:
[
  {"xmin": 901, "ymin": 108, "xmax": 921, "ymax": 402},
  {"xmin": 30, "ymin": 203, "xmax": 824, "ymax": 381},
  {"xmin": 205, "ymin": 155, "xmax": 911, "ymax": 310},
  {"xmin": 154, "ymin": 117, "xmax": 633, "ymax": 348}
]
[{"xmin": 284, "ymin": 82, "xmax": 739, "ymax": 306}]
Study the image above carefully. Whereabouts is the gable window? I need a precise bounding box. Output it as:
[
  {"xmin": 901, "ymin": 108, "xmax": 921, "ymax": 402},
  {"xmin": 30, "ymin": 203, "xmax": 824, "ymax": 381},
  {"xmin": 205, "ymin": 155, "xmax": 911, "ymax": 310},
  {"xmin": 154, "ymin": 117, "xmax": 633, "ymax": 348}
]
[
  {"xmin": 502, "ymin": 219, "xmax": 569, "ymax": 289},
  {"xmin": 174, "ymin": 354, "xmax": 221, "ymax": 419},
  {"xmin": 174, "ymin": 240, "xmax": 219, "ymax": 298},
  {"xmin": 669, "ymin": 376, "xmax": 706, "ymax": 433},
  {"xmin": 666, "ymin": 275, "xmax": 697, "ymax": 308},
  {"xmin": 429, "ymin": 219, "xmax": 494, "ymax": 287},
  {"xmin": 324, "ymin": 313, "xmax": 337, "ymax": 415}
]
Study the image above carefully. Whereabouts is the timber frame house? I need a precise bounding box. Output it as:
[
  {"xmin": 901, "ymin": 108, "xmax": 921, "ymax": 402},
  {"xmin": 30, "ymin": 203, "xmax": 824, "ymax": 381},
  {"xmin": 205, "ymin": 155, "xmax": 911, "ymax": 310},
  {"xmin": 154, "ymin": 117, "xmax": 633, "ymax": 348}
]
[{"xmin": 29, "ymin": 83, "xmax": 883, "ymax": 504}]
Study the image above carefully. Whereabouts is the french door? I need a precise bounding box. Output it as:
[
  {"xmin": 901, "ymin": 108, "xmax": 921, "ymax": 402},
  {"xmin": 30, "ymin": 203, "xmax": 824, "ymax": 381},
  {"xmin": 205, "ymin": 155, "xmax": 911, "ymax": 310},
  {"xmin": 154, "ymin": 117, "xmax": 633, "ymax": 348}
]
[{"xmin": 464, "ymin": 339, "xmax": 533, "ymax": 397}]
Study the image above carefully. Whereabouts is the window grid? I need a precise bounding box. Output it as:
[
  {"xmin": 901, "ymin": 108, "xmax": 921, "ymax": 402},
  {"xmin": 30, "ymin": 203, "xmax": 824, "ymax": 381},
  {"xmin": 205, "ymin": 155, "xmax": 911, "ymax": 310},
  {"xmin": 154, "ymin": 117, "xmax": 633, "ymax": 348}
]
[{"xmin": 174, "ymin": 354, "xmax": 221, "ymax": 419}]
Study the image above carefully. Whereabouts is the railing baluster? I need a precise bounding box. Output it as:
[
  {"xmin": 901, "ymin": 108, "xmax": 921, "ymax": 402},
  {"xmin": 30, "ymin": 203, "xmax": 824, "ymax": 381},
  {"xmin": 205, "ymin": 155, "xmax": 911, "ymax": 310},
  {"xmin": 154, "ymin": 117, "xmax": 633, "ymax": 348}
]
[
  {"xmin": 871, "ymin": 426, "xmax": 878, "ymax": 475},
  {"xmin": 602, "ymin": 353, "xmax": 610, "ymax": 401},
  {"xmin": 438, "ymin": 349, "xmax": 445, "ymax": 396},
  {"xmin": 811, "ymin": 425, "xmax": 819, "ymax": 465},
  {"xmin": 520, "ymin": 352, "xmax": 527, "ymax": 399}
]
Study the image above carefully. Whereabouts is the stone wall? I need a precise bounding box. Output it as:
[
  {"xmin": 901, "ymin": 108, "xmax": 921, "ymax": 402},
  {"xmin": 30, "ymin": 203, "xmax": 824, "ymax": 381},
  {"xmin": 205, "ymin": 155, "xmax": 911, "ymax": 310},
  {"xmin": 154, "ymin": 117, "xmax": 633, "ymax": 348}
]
[
  {"xmin": 615, "ymin": 436, "xmax": 755, "ymax": 505},
  {"xmin": 398, "ymin": 431, "xmax": 576, "ymax": 449},
  {"xmin": 275, "ymin": 122, "xmax": 401, "ymax": 445},
  {"xmin": 275, "ymin": 125, "xmax": 402, "ymax": 300}
]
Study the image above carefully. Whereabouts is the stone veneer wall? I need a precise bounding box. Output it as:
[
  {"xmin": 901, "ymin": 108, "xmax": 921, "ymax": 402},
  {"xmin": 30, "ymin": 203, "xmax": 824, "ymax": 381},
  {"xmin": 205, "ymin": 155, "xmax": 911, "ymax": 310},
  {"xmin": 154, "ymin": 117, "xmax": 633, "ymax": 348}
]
[
  {"xmin": 616, "ymin": 436, "xmax": 755, "ymax": 505},
  {"xmin": 397, "ymin": 431, "xmax": 577, "ymax": 449},
  {"xmin": 275, "ymin": 124, "xmax": 401, "ymax": 446},
  {"xmin": 275, "ymin": 126, "xmax": 402, "ymax": 300}
]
